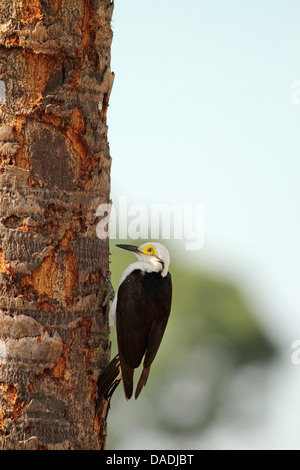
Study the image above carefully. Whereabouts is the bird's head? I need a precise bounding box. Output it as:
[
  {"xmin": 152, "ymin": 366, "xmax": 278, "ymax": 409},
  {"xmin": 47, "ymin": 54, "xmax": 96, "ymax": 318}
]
[{"xmin": 116, "ymin": 242, "xmax": 170, "ymax": 277}]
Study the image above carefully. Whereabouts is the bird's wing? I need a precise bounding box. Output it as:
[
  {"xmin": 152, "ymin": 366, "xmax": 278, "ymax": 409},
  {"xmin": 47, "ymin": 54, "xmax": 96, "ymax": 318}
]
[
  {"xmin": 116, "ymin": 270, "xmax": 152, "ymax": 367},
  {"xmin": 135, "ymin": 272, "xmax": 172, "ymax": 399},
  {"xmin": 116, "ymin": 270, "xmax": 172, "ymax": 399},
  {"xmin": 116, "ymin": 273, "xmax": 144, "ymax": 399}
]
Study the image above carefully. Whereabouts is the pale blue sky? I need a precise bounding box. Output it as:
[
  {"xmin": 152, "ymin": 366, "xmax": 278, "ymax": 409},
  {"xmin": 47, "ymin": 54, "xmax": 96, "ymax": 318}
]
[
  {"xmin": 108, "ymin": 0, "xmax": 300, "ymax": 341},
  {"xmin": 105, "ymin": 1, "xmax": 300, "ymax": 450}
]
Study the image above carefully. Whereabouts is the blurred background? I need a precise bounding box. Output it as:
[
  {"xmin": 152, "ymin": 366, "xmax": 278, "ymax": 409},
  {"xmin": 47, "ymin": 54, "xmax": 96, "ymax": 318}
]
[{"xmin": 104, "ymin": 0, "xmax": 300, "ymax": 450}]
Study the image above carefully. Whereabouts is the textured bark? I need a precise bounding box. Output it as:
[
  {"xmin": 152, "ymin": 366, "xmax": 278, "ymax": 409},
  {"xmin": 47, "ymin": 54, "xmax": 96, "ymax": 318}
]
[{"xmin": 0, "ymin": 0, "xmax": 114, "ymax": 449}]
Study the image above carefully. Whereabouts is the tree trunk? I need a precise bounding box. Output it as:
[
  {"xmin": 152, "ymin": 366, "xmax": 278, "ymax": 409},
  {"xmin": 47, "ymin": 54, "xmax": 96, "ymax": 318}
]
[{"xmin": 0, "ymin": 0, "xmax": 114, "ymax": 450}]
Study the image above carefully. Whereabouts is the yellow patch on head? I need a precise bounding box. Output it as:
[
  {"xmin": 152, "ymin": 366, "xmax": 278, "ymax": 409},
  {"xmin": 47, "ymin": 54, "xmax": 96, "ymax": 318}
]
[{"xmin": 140, "ymin": 244, "xmax": 157, "ymax": 255}]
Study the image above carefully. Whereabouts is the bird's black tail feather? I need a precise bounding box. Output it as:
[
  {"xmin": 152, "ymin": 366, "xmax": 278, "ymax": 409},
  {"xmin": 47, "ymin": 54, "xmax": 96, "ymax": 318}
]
[
  {"xmin": 96, "ymin": 354, "xmax": 121, "ymax": 410},
  {"xmin": 135, "ymin": 365, "xmax": 150, "ymax": 399}
]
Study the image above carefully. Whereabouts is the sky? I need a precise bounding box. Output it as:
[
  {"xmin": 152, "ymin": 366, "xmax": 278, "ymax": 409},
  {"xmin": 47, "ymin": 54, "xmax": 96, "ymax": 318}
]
[
  {"xmin": 108, "ymin": 0, "xmax": 300, "ymax": 343},
  {"xmin": 105, "ymin": 0, "xmax": 300, "ymax": 450}
]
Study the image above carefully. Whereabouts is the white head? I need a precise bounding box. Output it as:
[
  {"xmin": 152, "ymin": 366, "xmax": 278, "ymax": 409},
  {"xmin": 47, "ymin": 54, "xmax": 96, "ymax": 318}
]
[{"xmin": 116, "ymin": 242, "xmax": 170, "ymax": 277}]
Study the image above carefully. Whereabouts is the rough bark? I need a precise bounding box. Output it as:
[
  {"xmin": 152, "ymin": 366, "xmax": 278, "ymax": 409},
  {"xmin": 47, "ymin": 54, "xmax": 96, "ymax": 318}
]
[{"xmin": 0, "ymin": 0, "xmax": 114, "ymax": 449}]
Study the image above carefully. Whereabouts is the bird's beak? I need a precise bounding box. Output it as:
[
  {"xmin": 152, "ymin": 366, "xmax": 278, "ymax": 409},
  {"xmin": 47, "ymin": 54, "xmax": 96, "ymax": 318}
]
[{"xmin": 116, "ymin": 244, "xmax": 141, "ymax": 254}]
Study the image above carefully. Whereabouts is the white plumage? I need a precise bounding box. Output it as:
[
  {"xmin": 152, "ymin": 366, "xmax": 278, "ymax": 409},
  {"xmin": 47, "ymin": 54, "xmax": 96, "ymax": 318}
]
[{"xmin": 109, "ymin": 242, "xmax": 170, "ymax": 326}]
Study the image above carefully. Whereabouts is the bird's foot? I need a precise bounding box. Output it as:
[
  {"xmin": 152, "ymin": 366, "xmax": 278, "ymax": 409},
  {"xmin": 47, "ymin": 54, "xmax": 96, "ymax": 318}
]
[{"xmin": 102, "ymin": 273, "xmax": 115, "ymax": 307}]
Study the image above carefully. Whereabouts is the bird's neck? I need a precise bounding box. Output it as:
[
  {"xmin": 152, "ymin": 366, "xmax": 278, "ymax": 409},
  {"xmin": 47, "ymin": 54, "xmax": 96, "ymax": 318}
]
[{"xmin": 119, "ymin": 261, "xmax": 162, "ymax": 285}]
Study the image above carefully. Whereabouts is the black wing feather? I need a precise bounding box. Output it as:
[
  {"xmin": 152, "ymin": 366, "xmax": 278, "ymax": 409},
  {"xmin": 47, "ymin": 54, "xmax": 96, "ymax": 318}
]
[{"xmin": 116, "ymin": 270, "xmax": 172, "ymax": 399}]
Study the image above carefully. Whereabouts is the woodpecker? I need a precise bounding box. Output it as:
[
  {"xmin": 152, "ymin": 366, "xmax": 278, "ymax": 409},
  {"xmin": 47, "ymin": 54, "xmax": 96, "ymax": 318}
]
[{"xmin": 97, "ymin": 242, "xmax": 172, "ymax": 403}]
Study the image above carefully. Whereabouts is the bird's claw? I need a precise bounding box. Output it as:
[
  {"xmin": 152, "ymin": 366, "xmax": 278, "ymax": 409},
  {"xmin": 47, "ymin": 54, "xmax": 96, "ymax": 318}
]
[{"xmin": 102, "ymin": 274, "xmax": 115, "ymax": 307}]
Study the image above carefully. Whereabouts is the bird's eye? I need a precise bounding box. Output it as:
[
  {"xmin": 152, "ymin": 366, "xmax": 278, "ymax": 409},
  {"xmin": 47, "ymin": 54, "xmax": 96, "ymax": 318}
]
[{"xmin": 141, "ymin": 244, "xmax": 157, "ymax": 255}]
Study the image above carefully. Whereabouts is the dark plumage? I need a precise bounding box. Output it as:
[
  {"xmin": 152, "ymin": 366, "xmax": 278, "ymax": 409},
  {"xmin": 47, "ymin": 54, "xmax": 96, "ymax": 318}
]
[
  {"xmin": 116, "ymin": 270, "xmax": 172, "ymax": 399},
  {"xmin": 96, "ymin": 242, "xmax": 172, "ymax": 407},
  {"xmin": 96, "ymin": 354, "xmax": 121, "ymax": 407}
]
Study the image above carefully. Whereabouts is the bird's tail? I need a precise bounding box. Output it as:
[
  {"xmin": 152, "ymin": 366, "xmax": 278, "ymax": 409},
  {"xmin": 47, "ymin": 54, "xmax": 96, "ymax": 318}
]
[{"xmin": 96, "ymin": 354, "xmax": 122, "ymax": 410}]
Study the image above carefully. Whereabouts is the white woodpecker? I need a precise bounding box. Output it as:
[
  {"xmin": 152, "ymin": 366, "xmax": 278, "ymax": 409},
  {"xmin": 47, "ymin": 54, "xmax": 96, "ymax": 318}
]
[{"xmin": 97, "ymin": 242, "xmax": 172, "ymax": 403}]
